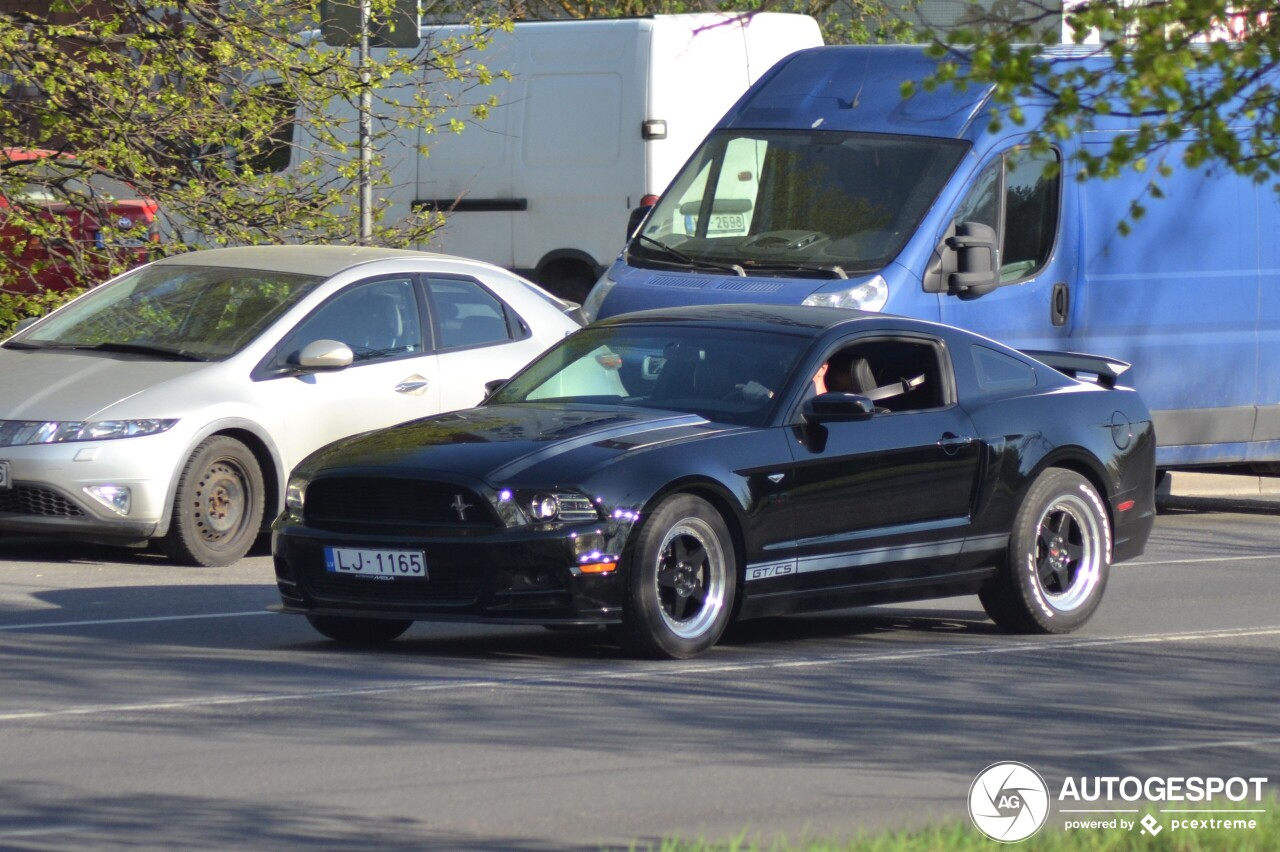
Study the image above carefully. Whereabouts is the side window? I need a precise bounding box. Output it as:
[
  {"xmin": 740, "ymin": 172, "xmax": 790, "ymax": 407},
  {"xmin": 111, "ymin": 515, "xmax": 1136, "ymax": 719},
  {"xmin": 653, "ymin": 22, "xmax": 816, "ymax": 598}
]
[
  {"xmin": 429, "ymin": 277, "xmax": 517, "ymax": 349},
  {"xmin": 283, "ymin": 278, "xmax": 422, "ymax": 364},
  {"xmin": 953, "ymin": 147, "xmax": 1060, "ymax": 284},
  {"xmin": 819, "ymin": 338, "xmax": 948, "ymax": 414},
  {"xmin": 972, "ymin": 345, "xmax": 1037, "ymax": 392}
]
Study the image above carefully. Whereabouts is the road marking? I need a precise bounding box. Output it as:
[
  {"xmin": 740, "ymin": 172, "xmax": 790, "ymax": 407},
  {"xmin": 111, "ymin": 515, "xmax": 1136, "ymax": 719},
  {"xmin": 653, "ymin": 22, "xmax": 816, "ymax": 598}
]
[
  {"xmin": 0, "ymin": 625, "xmax": 1277, "ymax": 724},
  {"xmin": 1127, "ymin": 554, "xmax": 1278, "ymax": 567},
  {"xmin": 0, "ymin": 611, "xmax": 273, "ymax": 631},
  {"xmin": 1077, "ymin": 736, "xmax": 1280, "ymax": 757}
]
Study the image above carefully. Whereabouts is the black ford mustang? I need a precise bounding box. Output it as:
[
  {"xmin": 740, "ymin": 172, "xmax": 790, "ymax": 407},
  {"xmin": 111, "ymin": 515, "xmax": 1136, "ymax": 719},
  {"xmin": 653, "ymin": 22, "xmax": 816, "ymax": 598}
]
[{"xmin": 272, "ymin": 305, "xmax": 1155, "ymax": 658}]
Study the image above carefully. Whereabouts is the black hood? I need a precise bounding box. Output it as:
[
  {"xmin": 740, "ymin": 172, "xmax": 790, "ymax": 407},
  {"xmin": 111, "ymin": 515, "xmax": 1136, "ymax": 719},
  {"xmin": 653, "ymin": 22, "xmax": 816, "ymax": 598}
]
[{"xmin": 296, "ymin": 404, "xmax": 723, "ymax": 484}]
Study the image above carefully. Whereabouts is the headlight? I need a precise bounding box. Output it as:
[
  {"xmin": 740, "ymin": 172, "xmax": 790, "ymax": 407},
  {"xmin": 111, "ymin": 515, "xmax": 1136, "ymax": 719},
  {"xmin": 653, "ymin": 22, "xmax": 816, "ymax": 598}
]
[
  {"xmin": 525, "ymin": 491, "xmax": 598, "ymax": 523},
  {"xmin": 0, "ymin": 418, "xmax": 178, "ymax": 447},
  {"xmin": 285, "ymin": 476, "xmax": 308, "ymax": 514},
  {"xmin": 802, "ymin": 274, "xmax": 889, "ymax": 312},
  {"xmin": 580, "ymin": 267, "xmax": 619, "ymax": 324}
]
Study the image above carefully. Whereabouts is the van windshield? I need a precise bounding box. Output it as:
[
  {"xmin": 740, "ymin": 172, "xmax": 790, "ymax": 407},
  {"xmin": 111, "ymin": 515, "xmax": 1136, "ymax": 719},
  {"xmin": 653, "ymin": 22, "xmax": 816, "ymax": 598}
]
[{"xmin": 630, "ymin": 131, "xmax": 968, "ymax": 276}]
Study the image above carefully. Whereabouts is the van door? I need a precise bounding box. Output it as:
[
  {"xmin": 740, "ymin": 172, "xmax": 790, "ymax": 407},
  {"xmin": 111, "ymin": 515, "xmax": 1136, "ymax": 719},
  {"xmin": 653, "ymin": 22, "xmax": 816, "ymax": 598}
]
[
  {"xmin": 938, "ymin": 145, "xmax": 1076, "ymax": 350},
  {"xmin": 1074, "ymin": 146, "xmax": 1260, "ymax": 461}
]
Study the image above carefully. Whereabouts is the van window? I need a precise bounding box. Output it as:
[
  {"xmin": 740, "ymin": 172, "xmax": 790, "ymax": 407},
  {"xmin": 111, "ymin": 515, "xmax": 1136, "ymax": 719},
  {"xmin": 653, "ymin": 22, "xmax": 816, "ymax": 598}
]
[
  {"xmin": 634, "ymin": 130, "xmax": 968, "ymax": 274},
  {"xmin": 953, "ymin": 147, "xmax": 1060, "ymax": 284}
]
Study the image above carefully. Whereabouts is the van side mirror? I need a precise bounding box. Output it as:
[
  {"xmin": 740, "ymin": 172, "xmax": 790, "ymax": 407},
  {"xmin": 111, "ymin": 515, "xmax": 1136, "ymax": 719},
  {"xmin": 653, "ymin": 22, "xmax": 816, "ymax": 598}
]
[
  {"xmin": 802, "ymin": 392, "xmax": 876, "ymax": 424},
  {"xmin": 946, "ymin": 221, "xmax": 999, "ymax": 298},
  {"xmin": 627, "ymin": 204, "xmax": 654, "ymax": 239}
]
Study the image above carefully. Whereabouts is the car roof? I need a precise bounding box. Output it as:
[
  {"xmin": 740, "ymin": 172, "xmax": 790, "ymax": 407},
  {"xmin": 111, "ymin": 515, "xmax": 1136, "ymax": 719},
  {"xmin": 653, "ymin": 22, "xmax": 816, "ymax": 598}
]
[
  {"xmin": 595, "ymin": 303, "xmax": 900, "ymax": 337},
  {"xmin": 148, "ymin": 245, "xmax": 462, "ymax": 279}
]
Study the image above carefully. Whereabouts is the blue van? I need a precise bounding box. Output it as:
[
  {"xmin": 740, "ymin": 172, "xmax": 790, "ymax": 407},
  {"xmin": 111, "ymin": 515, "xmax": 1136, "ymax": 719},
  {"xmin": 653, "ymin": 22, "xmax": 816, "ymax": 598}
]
[{"xmin": 583, "ymin": 45, "xmax": 1280, "ymax": 474}]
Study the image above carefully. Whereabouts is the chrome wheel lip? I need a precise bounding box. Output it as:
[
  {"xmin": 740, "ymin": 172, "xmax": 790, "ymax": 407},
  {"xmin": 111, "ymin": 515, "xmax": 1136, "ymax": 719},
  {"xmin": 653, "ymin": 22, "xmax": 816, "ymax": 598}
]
[
  {"xmin": 655, "ymin": 517, "xmax": 727, "ymax": 639},
  {"xmin": 1032, "ymin": 492, "xmax": 1103, "ymax": 612}
]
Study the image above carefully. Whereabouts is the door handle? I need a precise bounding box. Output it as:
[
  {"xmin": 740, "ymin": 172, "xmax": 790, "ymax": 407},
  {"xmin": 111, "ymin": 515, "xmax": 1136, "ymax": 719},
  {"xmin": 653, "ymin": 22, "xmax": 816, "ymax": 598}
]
[
  {"xmin": 395, "ymin": 375, "xmax": 430, "ymax": 395},
  {"xmin": 1051, "ymin": 282, "xmax": 1070, "ymax": 327},
  {"xmin": 937, "ymin": 432, "xmax": 974, "ymax": 454}
]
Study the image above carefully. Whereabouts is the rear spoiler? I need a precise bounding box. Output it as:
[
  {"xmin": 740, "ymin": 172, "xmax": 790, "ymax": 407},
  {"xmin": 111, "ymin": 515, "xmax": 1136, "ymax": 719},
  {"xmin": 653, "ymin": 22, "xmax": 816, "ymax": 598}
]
[{"xmin": 1021, "ymin": 350, "xmax": 1132, "ymax": 389}]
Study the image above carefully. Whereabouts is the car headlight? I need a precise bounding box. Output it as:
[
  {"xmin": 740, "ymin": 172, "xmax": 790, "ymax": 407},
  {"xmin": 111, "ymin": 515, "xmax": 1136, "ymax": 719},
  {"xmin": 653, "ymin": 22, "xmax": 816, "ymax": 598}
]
[
  {"xmin": 580, "ymin": 267, "xmax": 619, "ymax": 324},
  {"xmin": 496, "ymin": 488, "xmax": 600, "ymax": 525},
  {"xmin": 285, "ymin": 476, "xmax": 308, "ymax": 514},
  {"xmin": 0, "ymin": 419, "xmax": 178, "ymax": 447},
  {"xmin": 802, "ymin": 274, "xmax": 889, "ymax": 312}
]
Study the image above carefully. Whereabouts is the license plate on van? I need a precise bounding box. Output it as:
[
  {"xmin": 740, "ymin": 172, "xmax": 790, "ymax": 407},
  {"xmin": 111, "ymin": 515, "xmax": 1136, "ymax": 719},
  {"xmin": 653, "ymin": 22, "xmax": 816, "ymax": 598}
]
[
  {"xmin": 709, "ymin": 214, "xmax": 745, "ymax": 233},
  {"xmin": 324, "ymin": 546, "xmax": 426, "ymax": 578},
  {"xmin": 0, "ymin": 460, "xmax": 9, "ymax": 489}
]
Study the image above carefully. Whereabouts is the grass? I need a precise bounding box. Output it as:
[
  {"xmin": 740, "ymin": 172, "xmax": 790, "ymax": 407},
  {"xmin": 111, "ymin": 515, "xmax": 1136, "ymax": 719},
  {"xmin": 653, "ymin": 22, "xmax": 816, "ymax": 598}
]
[{"xmin": 645, "ymin": 795, "xmax": 1278, "ymax": 851}]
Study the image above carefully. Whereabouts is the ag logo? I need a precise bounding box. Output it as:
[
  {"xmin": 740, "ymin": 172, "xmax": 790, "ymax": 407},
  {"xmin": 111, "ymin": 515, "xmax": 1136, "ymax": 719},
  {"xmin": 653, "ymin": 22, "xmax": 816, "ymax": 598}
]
[{"xmin": 968, "ymin": 762, "xmax": 1050, "ymax": 842}]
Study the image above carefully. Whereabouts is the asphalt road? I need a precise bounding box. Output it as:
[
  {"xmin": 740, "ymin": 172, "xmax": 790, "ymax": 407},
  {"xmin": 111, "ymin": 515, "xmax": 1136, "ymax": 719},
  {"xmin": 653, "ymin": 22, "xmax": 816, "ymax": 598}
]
[{"xmin": 0, "ymin": 500, "xmax": 1277, "ymax": 850}]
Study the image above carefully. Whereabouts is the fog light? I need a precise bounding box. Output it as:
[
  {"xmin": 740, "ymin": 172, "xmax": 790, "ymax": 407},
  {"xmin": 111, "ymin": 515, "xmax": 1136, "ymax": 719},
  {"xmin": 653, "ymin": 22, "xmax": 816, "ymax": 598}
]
[{"xmin": 85, "ymin": 485, "xmax": 131, "ymax": 515}]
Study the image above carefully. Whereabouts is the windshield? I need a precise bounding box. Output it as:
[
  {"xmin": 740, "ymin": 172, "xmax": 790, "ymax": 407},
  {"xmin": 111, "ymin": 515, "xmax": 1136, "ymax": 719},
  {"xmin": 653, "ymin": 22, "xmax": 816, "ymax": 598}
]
[
  {"xmin": 631, "ymin": 130, "xmax": 968, "ymax": 275},
  {"xmin": 9, "ymin": 264, "xmax": 326, "ymax": 360},
  {"xmin": 488, "ymin": 324, "xmax": 810, "ymax": 427}
]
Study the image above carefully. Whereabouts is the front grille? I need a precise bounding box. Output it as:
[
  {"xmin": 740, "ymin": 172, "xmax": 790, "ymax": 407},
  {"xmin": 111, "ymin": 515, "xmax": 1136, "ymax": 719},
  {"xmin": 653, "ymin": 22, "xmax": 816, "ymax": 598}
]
[
  {"xmin": 304, "ymin": 477, "xmax": 499, "ymax": 533},
  {"xmin": 0, "ymin": 485, "xmax": 86, "ymax": 518},
  {"xmin": 300, "ymin": 564, "xmax": 485, "ymax": 606}
]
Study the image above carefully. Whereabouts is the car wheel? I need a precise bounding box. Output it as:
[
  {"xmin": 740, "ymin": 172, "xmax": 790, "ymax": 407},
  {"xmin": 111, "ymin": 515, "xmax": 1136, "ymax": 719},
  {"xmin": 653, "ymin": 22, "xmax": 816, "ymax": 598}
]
[
  {"xmin": 161, "ymin": 436, "xmax": 264, "ymax": 567},
  {"xmin": 306, "ymin": 615, "xmax": 413, "ymax": 643},
  {"xmin": 618, "ymin": 494, "xmax": 736, "ymax": 659},
  {"xmin": 980, "ymin": 468, "xmax": 1111, "ymax": 634}
]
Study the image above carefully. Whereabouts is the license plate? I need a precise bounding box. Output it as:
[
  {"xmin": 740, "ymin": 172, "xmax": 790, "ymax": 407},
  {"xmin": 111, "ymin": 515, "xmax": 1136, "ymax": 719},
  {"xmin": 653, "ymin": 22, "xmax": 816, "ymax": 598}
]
[
  {"xmin": 324, "ymin": 546, "xmax": 426, "ymax": 578},
  {"xmin": 0, "ymin": 460, "xmax": 9, "ymax": 490},
  {"xmin": 709, "ymin": 214, "xmax": 746, "ymax": 234}
]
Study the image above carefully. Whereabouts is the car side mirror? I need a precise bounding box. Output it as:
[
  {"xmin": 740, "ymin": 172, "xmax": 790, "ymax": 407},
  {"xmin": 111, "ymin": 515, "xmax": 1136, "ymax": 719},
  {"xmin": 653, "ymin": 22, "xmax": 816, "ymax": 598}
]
[
  {"xmin": 802, "ymin": 392, "xmax": 876, "ymax": 424},
  {"xmin": 483, "ymin": 378, "xmax": 509, "ymax": 399},
  {"xmin": 627, "ymin": 204, "xmax": 654, "ymax": 240},
  {"xmin": 14, "ymin": 316, "xmax": 40, "ymax": 333},
  {"xmin": 946, "ymin": 221, "xmax": 999, "ymax": 298},
  {"xmin": 293, "ymin": 339, "xmax": 354, "ymax": 371}
]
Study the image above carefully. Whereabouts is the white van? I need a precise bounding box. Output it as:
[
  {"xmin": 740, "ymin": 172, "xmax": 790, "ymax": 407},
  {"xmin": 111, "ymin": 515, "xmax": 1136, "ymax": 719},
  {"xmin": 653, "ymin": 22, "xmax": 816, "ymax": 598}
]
[{"xmin": 286, "ymin": 14, "xmax": 822, "ymax": 301}]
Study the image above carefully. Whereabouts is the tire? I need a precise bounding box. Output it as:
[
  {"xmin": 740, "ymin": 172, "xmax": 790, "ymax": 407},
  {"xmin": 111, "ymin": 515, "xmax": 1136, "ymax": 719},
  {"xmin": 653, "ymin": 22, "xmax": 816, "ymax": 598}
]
[
  {"xmin": 980, "ymin": 468, "xmax": 1112, "ymax": 634},
  {"xmin": 617, "ymin": 494, "xmax": 736, "ymax": 659},
  {"xmin": 306, "ymin": 614, "xmax": 413, "ymax": 644},
  {"xmin": 161, "ymin": 436, "xmax": 265, "ymax": 567}
]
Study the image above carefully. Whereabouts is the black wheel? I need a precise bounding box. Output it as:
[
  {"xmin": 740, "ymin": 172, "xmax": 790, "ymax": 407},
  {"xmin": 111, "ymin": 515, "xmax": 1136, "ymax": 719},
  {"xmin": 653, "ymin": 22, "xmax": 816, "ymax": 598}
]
[
  {"xmin": 306, "ymin": 614, "xmax": 413, "ymax": 643},
  {"xmin": 161, "ymin": 436, "xmax": 264, "ymax": 567},
  {"xmin": 617, "ymin": 494, "xmax": 736, "ymax": 659},
  {"xmin": 980, "ymin": 468, "xmax": 1111, "ymax": 634}
]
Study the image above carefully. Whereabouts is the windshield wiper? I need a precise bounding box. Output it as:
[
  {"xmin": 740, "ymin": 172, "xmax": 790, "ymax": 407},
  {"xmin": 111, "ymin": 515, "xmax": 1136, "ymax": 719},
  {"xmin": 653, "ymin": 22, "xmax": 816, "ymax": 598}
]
[
  {"xmin": 740, "ymin": 261, "xmax": 850, "ymax": 279},
  {"xmin": 632, "ymin": 235, "xmax": 746, "ymax": 277},
  {"xmin": 34, "ymin": 342, "xmax": 207, "ymax": 361}
]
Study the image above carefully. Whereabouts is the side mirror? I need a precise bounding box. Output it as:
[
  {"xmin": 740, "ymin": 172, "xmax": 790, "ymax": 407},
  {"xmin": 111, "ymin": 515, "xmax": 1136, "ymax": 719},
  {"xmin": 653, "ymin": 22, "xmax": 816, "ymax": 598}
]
[
  {"xmin": 627, "ymin": 204, "xmax": 654, "ymax": 240},
  {"xmin": 14, "ymin": 316, "xmax": 40, "ymax": 333},
  {"xmin": 293, "ymin": 339, "xmax": 354, "ymax": 371},
  {"xmin": 483, "ymin": 378, "xmax": 509, "ymax": 399},
  {"xmin": 946, "ymin": 221, "xmax": 999, "ymax": 298},
  {"xmin": 802, "ymin": 392, "xmax": 876, "ymax": 424}
]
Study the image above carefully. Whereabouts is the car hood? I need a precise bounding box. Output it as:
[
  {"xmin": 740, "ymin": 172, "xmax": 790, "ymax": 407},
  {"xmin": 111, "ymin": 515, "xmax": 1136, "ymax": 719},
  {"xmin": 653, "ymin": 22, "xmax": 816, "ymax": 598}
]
[
  {"xmin": 0, "ymin": 348, "xmax": 210, "ymax": 420},
  {"xmin": 299, "ymin": 404, "xmax": 725, "ymax": 484}
]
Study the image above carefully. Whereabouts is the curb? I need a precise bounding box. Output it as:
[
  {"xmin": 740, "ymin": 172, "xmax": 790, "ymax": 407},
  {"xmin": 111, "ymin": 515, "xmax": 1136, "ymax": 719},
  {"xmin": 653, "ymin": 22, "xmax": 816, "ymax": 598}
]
[{"xmin": 1164, "ymin": 473, "xmax": 1280, "ymax": 499}]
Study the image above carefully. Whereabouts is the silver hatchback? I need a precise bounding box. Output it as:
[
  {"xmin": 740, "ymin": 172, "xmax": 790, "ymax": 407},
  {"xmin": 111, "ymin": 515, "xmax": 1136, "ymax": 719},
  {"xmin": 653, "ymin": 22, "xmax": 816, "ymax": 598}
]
[{"xmin": 0, "ymin": 246, "xmax": 582, "ymax": 565}]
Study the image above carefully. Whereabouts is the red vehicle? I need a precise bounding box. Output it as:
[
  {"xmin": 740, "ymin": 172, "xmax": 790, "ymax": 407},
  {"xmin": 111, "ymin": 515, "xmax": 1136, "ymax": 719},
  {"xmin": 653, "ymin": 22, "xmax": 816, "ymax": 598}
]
[{"xmin": 0, "ymin": 148, "xmax": 160, "ymax": 294}]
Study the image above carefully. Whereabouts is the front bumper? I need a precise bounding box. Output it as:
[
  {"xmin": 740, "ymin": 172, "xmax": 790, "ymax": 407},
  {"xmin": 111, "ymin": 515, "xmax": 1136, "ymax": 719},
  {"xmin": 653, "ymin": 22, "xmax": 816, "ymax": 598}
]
[
  {"xmin": 272, "ymin": 517, "xmax": 628, "ymax": 624},
  {"xmin": 0, "ymin": 431, "xmax": 187, "ymax": 539}
]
